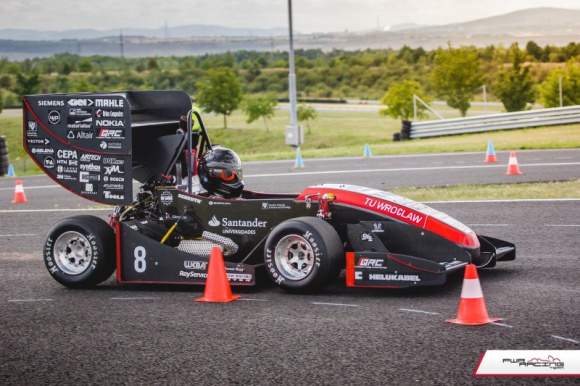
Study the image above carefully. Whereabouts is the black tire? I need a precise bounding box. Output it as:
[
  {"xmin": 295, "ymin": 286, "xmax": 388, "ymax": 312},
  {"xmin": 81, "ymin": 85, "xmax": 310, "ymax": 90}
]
[
  {"xmin": 264, "ymin": 217, "xmax": 343, "ymax": 294},
  {"xmin": 44, "ymin": 215, "xmax": 116, "ymax": 288},
  {"xmin": 0, "ymin": 154, "xmax": 7, "ymax": 175},
  {"xmin": 392, "ymin": 132, "xmax": 401, "ymax": 142}
]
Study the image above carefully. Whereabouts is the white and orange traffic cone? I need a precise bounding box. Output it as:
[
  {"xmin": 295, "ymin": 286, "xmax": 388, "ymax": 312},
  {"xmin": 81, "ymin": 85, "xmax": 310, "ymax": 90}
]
[
  {"xmin": 506, "ymin": 152, "xmax": 522, "ymax": 175},
  {"xmin": 196, "ymin": 247, "xmax": 240, "ymax": 303},
  {"xmin": 446, "ymin": 264, "xmax": 501, "ymax": 325},
  {"xmin": 11, "ymin": 180, "xmax": 28, "ymax": 203},
  {"xmin": 484, "ymin": 140, "xmax": 498, "ymax": 163}
]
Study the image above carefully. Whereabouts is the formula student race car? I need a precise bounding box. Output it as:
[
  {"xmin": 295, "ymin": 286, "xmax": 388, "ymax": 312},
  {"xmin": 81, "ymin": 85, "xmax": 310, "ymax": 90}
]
[{"xmin": 23, "ymin": 91, "xmax": 515, "ymax": 293}]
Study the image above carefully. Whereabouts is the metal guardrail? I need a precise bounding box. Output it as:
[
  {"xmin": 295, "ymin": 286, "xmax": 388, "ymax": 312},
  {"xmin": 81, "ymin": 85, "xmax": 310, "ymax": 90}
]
[{"xmin": 397, "ymin": 105, "xmax": 580, "ymax": 140}]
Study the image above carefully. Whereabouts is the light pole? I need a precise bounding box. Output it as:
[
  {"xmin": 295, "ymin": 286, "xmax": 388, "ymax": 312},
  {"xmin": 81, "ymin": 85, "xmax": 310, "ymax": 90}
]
[
  {"xmin": 288, "ymin": 0, "xmax": 297, "ymax": 127},
  {"xmin": 285, "ymin": 0, "xmax": 303, "ymax": 148}
]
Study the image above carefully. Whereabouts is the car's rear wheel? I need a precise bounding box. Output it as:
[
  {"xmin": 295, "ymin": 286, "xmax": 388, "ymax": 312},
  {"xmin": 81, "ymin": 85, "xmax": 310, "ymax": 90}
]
[
  {"xmin": 44, "ymin": 215, "xmax": 116, "ymax": 288},
  {"xmin": 264, "ymin": 217, "xmax": 343, "ymax": 294}
]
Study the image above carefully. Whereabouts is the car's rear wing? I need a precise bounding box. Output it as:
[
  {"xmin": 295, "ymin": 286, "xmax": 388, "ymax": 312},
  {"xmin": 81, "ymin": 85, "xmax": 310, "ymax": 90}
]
[{"xmin": 23, "ymin": 90, "xmax": 195, "ymax": 205}]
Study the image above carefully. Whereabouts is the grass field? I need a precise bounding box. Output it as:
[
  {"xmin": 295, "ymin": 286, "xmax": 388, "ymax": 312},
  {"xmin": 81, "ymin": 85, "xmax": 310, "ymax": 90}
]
[{"xmin": 1, "ymin": 107, "xmax": 579, "ymax": 200}]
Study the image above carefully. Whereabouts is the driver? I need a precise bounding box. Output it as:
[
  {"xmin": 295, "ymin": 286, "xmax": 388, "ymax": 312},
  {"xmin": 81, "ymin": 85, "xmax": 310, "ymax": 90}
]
[{"xmin": 197, "ymin": 147, "xmax": 244, "ymax": 199}]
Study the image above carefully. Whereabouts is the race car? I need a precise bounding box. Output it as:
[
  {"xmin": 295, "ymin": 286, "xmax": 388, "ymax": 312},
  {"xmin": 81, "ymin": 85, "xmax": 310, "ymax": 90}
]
[{"xmin": 23, "ymin": 91, "xmax": 515, "ymax": 294}]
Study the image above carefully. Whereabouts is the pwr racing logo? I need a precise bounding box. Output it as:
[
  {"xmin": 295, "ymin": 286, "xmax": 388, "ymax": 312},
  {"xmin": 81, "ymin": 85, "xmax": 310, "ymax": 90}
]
[
  {"xmin": 97, "ymin": 129, "xmax": 125, "ymax": 139},
  {"xmin": 473, "ymin": 350, "xmax": 578, "ymax": 376}
]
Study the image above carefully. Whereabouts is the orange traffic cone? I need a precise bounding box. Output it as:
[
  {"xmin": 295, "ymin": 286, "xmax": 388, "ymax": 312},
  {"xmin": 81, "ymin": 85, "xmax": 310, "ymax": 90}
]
[
  {"xmin": 11, "ymin": 180, "xmax": 28, "ymax": 203},
  {"xmin": 196, "ymin": 247, "xmax": 240, "ymax": 303},
  {"xmin": 506, "ymin": 152, "xmax": 522, "ymax": 175},
  {"xmin": 484, "ymin": 140, "xmax": 498, "ymax": 163},
  {"xmin": 446, "ymin": 264, "xmax": 500, "ymax": 325}
]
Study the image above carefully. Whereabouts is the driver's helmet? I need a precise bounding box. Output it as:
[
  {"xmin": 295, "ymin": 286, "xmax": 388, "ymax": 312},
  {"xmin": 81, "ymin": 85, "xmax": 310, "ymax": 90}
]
[{"xmin": 198, "ymin": 147, "xmax": 244, "ymax": 198}]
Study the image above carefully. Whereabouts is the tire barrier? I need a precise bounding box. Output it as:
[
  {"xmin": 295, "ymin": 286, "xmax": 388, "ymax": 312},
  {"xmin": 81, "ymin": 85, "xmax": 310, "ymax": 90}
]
[{"xmin": 0, "ymin": 136, "xmax": 8, "ymax": 176}]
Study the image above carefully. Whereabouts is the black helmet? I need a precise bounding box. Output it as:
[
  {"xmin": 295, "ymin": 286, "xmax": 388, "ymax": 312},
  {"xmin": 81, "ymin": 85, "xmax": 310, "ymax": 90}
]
[{"xmin": 198, "ymin": 147, "xmax": 244, "ymax": 198}]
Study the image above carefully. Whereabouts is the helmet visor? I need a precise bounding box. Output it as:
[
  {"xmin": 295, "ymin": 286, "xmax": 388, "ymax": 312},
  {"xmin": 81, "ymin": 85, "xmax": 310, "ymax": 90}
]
[{"xmin": 209, "ymin": 168, "xmax": 242, "ymax": 183}]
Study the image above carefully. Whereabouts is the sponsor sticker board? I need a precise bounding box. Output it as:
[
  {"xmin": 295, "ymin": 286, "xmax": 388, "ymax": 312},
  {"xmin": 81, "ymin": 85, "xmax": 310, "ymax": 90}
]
[{"xmin": 23, "ymin": 94, "xmax": 132, "ymax": 205}]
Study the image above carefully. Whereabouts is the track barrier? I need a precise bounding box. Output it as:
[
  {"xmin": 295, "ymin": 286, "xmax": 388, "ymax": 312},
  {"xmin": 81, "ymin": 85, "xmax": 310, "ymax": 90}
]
[
  {"xmin": 11, "ymin": 180, "xmax": 28, "ymax": 203},
  {"xmin": 446, "ymin": 264, "xmax": 500, "ymax": 325},
  {"xmin": 196, "ymin": 247, "xmax": 240, "ymax": 303}
]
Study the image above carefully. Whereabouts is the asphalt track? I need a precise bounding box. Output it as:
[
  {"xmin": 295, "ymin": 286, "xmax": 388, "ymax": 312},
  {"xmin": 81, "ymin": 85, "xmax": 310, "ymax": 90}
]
[{"xmin": 1, "ymin": 150, "xmax": 579, "ymax": 385}]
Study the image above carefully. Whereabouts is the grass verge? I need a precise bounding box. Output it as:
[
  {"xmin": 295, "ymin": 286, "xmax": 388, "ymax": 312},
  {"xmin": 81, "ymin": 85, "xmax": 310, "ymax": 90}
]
[{"xmin": 390, "ymin": 179, "xmax": 580, "ymax": 202}]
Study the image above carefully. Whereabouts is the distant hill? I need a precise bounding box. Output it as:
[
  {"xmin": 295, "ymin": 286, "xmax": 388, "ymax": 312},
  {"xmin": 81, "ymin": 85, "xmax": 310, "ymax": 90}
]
[
  {"xmin": 2, "ymin": 7, "xmax": 580, "ymax": 60},
  {"xmin": 415, "ymin": 7, "xmax": 580, "ymax": 36},
  {"xmin": 0, "ymin": 24, "xmax": 289, "ymax": 41}
]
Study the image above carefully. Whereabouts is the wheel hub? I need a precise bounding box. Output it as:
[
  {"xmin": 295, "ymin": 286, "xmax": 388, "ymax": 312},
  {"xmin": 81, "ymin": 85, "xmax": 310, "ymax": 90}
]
[
  {"xmin": 54, "ymin": 231, "xmax": 92, "ymax": 275},
  {"xmin": 274, "ymin": 235, "xmax": 314, "ymax": 280}
]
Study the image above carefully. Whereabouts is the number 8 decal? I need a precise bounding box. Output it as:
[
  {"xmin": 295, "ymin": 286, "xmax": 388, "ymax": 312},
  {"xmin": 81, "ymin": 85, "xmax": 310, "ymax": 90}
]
[{"xmin": 134, "ymin": 246, "xmax": 146, "ymax": 273}]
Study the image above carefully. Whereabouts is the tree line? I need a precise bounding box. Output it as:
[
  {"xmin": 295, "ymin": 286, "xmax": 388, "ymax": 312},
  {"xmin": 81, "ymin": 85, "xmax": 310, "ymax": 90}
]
[{"xmin": 2, "ymin": 41, "xmax": 580, "ymax": 125}]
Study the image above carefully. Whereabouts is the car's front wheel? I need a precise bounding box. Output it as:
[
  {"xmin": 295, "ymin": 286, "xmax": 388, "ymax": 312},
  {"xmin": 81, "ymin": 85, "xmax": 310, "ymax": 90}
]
[
  {"xmin": 44, "ymin": 215, "xmax": 116, "ymax": 288},
  {"xmin": 264, "ymin": 217, "xmax": 343, "ymax": 294}
]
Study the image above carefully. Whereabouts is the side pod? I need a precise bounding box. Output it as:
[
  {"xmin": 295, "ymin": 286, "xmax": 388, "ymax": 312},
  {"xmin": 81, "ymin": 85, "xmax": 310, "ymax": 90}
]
[{"xmin": 117, "ymin": 223, "xmax": 255, "ymax": 285}]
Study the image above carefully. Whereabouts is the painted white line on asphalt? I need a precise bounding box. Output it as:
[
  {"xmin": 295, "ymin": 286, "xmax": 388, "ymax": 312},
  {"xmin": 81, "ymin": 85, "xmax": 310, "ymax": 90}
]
[
  {"xmin": 399, "ymin": 308, "xmax": 439, "ymax": 315},
  {"xmin": 243, "ymin": 148, "xmax": 580, "ymax": 165},
  {"xmin": 312, "ymin": 302, "xmax": 359, "ymax": 307},
  {"xmin": 111, "ymin": 297, "xmax": 160, "ymax": 300},
  {"xmin": 8, "ymin": 299, "xmax": 53, "ymax": 302},
  {"xmin": 551, "ymin": 335, "xmax": 579, "ymax": 344},
  {"xmin": 0, "ymin": 234, "xmax": 35, "ymax": 237},
  {"xmin": 0, "ymin": 208, "xmax": 110, "ymax": 213},
  {"xmin": 244, "ymin": 162, "xmax": 580, "ymax": 178},
  {"xmin": 0, "ymin": 184, "xmax": 59, "ymax": 191},
  {"xmin": 545, "ymin": 224, "xmax": 580, "ymax": 227},
  {"xmin": 468, "ymin": 224, "xmax": 510, "ymax": 227},
  {"xmin": 426, "ymin": 198, "xmax": 580, "ymax": 204},
  {"xmin": 491, "ymin": 322, "xmax": 513, "ymax": 328},
  {"xmin": 239, "ymin": 298, "xmax": 268, "ymax": 302},
  {"xmin": 0, "ymin": 183, "xmax": 141, "ymax": 191}
]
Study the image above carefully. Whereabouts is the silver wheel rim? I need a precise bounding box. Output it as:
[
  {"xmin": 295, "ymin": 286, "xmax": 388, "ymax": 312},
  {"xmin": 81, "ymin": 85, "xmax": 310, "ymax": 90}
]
[
  {"xmin": 54, "ymin": 231, "xmax": 93, "ymax": 275},
  {"xmin": 274, "ymin": 234, "xmax": 314, "ymax": 280}
]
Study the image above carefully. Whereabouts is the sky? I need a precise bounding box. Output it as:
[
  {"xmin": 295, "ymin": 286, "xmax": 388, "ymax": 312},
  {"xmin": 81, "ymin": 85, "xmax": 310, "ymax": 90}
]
[{"xmin": 1, "ymin": 0, "xmax": 579, "ymax": 33}]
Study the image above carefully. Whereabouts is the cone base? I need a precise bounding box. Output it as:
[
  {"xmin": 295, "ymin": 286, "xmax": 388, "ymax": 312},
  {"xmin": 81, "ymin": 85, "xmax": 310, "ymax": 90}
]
[
  {"xmin": 506, "ymin": 170, "xmax": 522, "ymax": 175},
  {"xmin": 196, "ymin": 294, "xmax": 241, "ymax": 303},
  {"xmin": 484, "ymin": 156, "xmax": 498, "ymax": 163},
  {"xmin": 11, "ymin": 195, "xmax": 28, "ymax": 203},
  {"xmin": 446, "ymin": 317, "xmax": 501, "ymax": 325}
]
